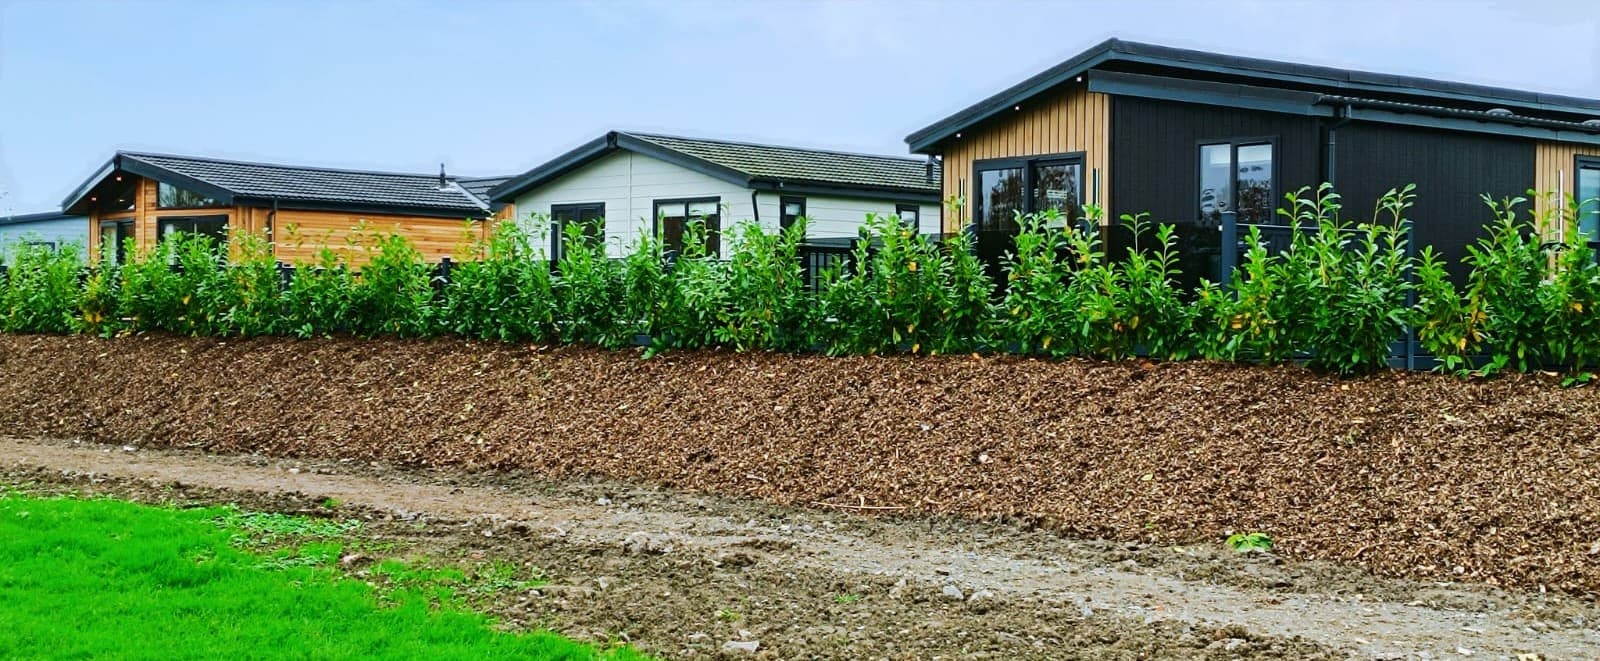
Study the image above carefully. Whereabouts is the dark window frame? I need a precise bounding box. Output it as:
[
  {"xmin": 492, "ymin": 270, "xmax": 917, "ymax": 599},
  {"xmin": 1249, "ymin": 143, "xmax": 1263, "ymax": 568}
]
[
  {"xmin": 21, "ymin": 240, "xmax": 56, "ymax": 251},
  {"xmin": 895, "ymin": 203, "xmax": 921, "ymax": 232},
  {"xmin": 1576, "ymin": 155, "xmax": 1600, "ymax": 248},
  {"xmin": 1195, "ymin": 136, "xmax": 1279, "ymax": 226},
  {"xmin": 156, "ymin": 214, "xmax": 230, "ymax": 245},
  {"xmin": 550, "ymin": 202, "xmax": 606, "ymax": 262},
  {"xmin": 652, "ymin": 196, "xmax": 722, "ymax": 258},
  {"xmin": 779, "ymin": 196, "xmax": 806, "ymax": 231},
  {"xmin": 971, "ymin": 151, "xmax": 1086, "ymax": 232},
  {"xmin": 156, "ymin": 181, "xmax": 228, "ymax": 210}
]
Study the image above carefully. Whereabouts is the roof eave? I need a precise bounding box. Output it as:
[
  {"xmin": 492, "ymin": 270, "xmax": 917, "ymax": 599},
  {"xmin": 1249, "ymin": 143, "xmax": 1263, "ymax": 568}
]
[
  {"xmin": 60, "ymin": 157, "xmax": 120, "ymax": 214},
  {"xmin": 753, "ymin": 179, "xmax": 941, "ymax": 203},
  {"xmin": 905, "ymin": 40, "xmax": 1121, "ymax": 153},
  {"xmin": 613, "ymin": 133, "xmax": 756, "ymax": 188},
  {"xmin": 487, "ymin": 134, "xmax": 617, "ymax": 202},
  {"xmin": 234, "ymin": 196, "xmax": 490, "ymax": 219},
  {"xmin": 907, "ymin": 38, "xmax": 1600, "ymax": 154}
]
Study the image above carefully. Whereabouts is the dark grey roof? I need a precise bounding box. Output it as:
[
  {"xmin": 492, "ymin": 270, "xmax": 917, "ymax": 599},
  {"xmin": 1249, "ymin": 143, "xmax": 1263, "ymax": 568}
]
[
  {"xmin": 64, "ymin": 152, "xmax": 491, "ymax": 217},
  {"xmin": 0, "ymin": 210, "xmax": 82, "ymax": 227},
  {"xmin": 454, "ymin": 176, "xmax": 512, "ymax": 206},
  {"xmin": 1318, "ymin": 94, "xmax": 1600, "ymax": 132},
  {"xmin": 625, "ymin": 133, "xmax": 939, "ymax": 192},
  {"xmin": 908, "ymin": 37, "xmax": 1600, "ymax": 152},
  {"xmin": 490, "ymin": 131, "xmax": 940, "ymax": 203}
]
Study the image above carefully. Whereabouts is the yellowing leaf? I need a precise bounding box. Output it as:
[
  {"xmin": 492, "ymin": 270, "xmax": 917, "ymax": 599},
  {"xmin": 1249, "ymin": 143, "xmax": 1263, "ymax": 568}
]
[
  {"xmin": 911, "ymin": 343, "xmax": 921, "ymax": 354},
  {"xmin": 1042, "ymin": 336, "xmax": 1052, "ymax": 349}
]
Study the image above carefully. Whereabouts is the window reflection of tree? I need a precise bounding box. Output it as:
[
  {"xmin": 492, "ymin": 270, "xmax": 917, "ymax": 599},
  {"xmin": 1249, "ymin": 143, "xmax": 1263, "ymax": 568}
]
[
  {"xmin": 983, "ymin": 169, "xmax": 1024, "ymax": 232},
  {"xmin": 1032, "ymin": 164, "xmax": 1082, "ymax": 222}
]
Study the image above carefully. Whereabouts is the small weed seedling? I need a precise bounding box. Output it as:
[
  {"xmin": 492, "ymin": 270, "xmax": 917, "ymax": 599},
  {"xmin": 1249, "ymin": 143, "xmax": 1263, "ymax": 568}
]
[
  {"xmin": 833, "ymin": 593, "xmax": 861, "ymax": 605},
  {"xmin": 1225, "ymin": 532, "xmax": 1275, "ymax": 554}
]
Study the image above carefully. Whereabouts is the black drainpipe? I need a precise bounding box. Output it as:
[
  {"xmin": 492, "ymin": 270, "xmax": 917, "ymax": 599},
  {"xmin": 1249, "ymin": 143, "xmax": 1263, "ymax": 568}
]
[
  {"xmin": 1324, "ymin": 104, "xmax": 1353, "ymax": 187},
  {"xmin": 750, "ymin": 188, "xmax": 761, "ymax": 224}
]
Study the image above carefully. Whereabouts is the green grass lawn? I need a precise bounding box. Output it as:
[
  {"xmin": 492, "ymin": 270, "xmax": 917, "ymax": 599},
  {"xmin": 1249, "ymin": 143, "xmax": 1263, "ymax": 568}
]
[{"xmin": 0, "ymin": 491, "xmax": 643, "ymax": 660}]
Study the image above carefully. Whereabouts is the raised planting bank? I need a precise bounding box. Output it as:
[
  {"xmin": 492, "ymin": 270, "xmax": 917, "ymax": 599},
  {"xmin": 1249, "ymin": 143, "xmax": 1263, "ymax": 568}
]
[{"xmin": 2, "ymin": 334, "xmax": 1598, "ymax": 596}]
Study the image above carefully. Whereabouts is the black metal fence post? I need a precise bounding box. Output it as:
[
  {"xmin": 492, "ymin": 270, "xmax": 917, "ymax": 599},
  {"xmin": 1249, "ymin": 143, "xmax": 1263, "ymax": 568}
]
[{"xmin": 1219, "ymin": 210, "xmax": 1238, "ymax": 288}]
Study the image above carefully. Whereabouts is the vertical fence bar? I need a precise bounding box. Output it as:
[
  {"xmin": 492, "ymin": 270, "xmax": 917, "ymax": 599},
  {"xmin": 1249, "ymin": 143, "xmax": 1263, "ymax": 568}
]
[
  {"xmin": 1219, "ymin": 210, "xmax": 1238, "ymax": 288},
  {"xmin": 1403, "ymin": 219, "xmax": 1417, "ymax": 371}
]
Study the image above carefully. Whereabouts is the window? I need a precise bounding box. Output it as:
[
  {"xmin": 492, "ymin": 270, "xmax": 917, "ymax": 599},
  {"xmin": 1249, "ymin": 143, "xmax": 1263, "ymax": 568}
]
[
  {"xmin": 157, "ymin": 215, "xmax": 229, "ymax": 244},
  {"xmin": 99, "ymin": 220, "xmax": 133, "ymax": 264},
  {"xmin": 22, "ymin": 241, "xmax": 56, "ymax": 251},
  {"xmin": 1199, "ymin": 140, "xmax": 1275, "ymax": 225},
  {"xmin": 1578, "ymin": 157, "xmax": 1600, "ymax": 242},
  {"xmin": 895, "ymin": 204, "xmax": 920, "ymax": 232},
  {"xmin": 653, "ymin": 197, "xmax": 721, "ymax": 257},
  {"xmin": 779, "ymin": 196, "xmax": 806, "ymax": 231},
  {"xmin": 157, "ymin": 182, "xmax": 226, "ymax": 209},
  {"xmin": 550, "ymin": 203, "xmax": 605, "ymax": 262},
  {"xmin": 972, "ymin": 154, "xmax": 1083, "ymax": 232}
]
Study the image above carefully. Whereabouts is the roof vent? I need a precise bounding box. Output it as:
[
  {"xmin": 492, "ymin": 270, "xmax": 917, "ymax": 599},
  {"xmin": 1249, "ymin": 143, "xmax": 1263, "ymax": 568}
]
[
  {"xmin": 438, "ymin": 163, "xmax": 448, "ymax": 190},
  {"xmin": 1485, "ymin": 107, "xmax": 1515, "ymax": 117}
]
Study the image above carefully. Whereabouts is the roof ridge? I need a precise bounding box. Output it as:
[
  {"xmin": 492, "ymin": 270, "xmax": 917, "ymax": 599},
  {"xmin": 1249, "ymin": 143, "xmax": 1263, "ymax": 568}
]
[
  {"xmin": 620, "ymin": 131, "xmax": 928, "ymax": 164},
  {"xmin": 118, "ymin": 151, "xmax": 457, "ymax": 181}
]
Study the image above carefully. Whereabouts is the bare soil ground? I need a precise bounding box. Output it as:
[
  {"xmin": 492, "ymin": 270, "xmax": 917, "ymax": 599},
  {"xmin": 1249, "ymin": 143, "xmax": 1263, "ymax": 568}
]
[
  {"xmin": 5, "ymin": 437, "xmax": 1597, "ymax": 659},
  {"xmin": 3, "ymin": 335, "xmax": 1600, "ymax": 597}
]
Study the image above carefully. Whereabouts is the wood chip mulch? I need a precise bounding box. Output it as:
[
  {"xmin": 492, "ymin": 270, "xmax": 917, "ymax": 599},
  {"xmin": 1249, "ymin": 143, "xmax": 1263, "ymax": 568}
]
[{"xmin": 2, "ymin": 334, "xmax": 1597, "ymax": 595}]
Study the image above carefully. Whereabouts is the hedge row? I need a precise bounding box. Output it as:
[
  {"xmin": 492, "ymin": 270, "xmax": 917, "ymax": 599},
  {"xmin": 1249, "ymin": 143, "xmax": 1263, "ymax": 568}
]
[{"xmin": 2, "ymin": 185, "xmax": 1597, "ymax": 376}]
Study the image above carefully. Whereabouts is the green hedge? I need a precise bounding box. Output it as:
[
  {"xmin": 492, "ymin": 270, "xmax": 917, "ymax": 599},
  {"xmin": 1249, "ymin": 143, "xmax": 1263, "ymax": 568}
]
[{"xmin": 3, "ymin": 185, "xmax": 1597, "ymax": 377}]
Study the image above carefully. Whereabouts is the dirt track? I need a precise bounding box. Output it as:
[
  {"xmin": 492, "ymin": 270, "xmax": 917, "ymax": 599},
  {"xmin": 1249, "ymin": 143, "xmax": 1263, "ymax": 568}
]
[{"xmin": 6, "ymin": 437, "xmax": 1596, "ymax": 659}]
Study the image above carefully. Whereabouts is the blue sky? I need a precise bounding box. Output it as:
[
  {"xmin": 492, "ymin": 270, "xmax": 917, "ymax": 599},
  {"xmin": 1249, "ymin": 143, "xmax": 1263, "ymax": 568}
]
[{"xmin": 1, "ymin": 0, "xmax": 1596, "ymax": 213}]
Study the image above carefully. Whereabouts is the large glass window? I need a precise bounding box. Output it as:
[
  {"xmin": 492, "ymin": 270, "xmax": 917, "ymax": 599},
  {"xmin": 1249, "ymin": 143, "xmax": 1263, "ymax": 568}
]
[
  {"xmin": 975, "ymin": 166, "xmax": 1024, "ymax": 231},
  {"xmin": 779, "ymin": 196, "xmax": 806, "ymax": 231},
  {"xmin": 1030, "ymin": 160, "xmax": 1082, "ymax": 220},
  {"xmin": 1578, "ymin": 158, "xmax": 1599, "ymax": 241},
  {"xmin": 157, "ymin": 182, "xmax": 226, "ymax": 209},
  {"xmin": 550, "ymin": 203, "xmax": 605, "ymax": 262},
  {"xmin": 972, "ymin": 155, "xmax": 1082, "ymax": 232},
  {"xmin": 654, "ymin": 198, "xmax": 721, "ymax": 257},
  {"xmin": 1198, "ymin": 140, "xmax": 1275, "ymax": 225},
  {"xmin": 157, "ymin": 215, "xmax": 229, "ymax": 244}
]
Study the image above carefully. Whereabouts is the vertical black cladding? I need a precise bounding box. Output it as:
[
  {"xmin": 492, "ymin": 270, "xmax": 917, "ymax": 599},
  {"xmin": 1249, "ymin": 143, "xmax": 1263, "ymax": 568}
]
[
  {"xmin": 1109, "ymin": 94, "xmax": 1538, "ymax": 287},
  {"xmin": 1332, "ymin": 123, "xmax": 1535, "ymax": 283},
  {"xmin": 1108, "ymin": 96, "xmax": 1322, "ymax": 289}
]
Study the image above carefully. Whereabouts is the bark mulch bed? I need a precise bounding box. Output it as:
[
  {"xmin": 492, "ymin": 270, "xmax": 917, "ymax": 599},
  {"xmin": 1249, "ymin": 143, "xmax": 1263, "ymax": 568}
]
[{"xmin": 2, "ymin": 334, "xmax": 1597, "ymax": 596}]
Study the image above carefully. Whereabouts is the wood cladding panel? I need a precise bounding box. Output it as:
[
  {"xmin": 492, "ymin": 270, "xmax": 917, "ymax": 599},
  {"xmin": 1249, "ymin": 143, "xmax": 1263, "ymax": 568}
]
[
  {"xmin": 273, "ymin": 210, "xmax": 485, "ymax": 264},
  {"xmin": 937, "ymin": 84, "xmax": 1111, "ymax": 231},
  {"xmin": 1535, "ymin": 141, "xmax": 1600, "ymax": 223}
]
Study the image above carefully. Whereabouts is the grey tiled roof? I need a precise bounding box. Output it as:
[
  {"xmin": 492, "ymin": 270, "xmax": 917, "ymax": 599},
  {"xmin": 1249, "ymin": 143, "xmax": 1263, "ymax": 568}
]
[
  {"xmin": 455, "ymin": 176, "xmax": 512, "ymax": 205},
  {"xmin": 624, "ymin": 133, "xmax": 940, "ymax": 192},
  {"xmin": 0, "ymin": 211, "xmax": 81, "ymax": 227},
  {"xmin": 121, "ymin": 152, "xmax": 490, "ymax": 213}
]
